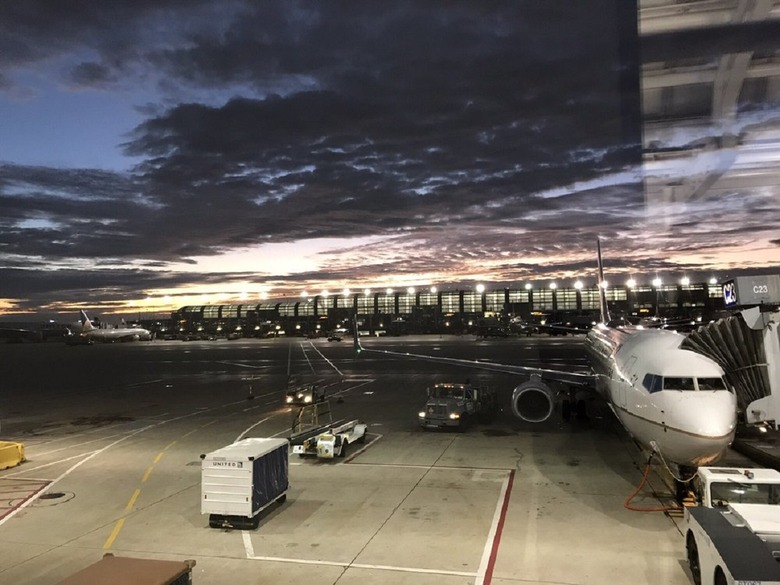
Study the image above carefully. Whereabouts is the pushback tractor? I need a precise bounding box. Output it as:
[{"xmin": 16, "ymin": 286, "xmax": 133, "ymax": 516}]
[{"xmin": 684, "ymin": 466, "xmax": 780, "ymax": 585}]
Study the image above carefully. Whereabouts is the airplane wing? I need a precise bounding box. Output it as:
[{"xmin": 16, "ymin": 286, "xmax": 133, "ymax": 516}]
[
  {"xmin": 0, "ymin": 327, "xmax": 43, "ymax": 343},
  {"xmin": 352, "ymin": 319, "xmax": 593, "ymax": 387}
]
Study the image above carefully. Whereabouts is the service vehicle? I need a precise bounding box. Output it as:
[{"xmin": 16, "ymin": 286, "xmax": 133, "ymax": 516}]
[
  {"xmin": 327, "ymin": 327, "xmax": 347, "ymax": 341},
  {"xmin": 201, "ymin": 437, "xmax": 288, "ymax": 530},
  {"xmin": 285, "ymin": 382, "xmax": 326, "ymax": 406},
  {"xmin": 418, "ymin": 382, "xmax": 496, "ymax": 431},
  {"xmin": 291, "ymin": 419, "xmax": 367, "ymax": 459},
  {"xmin": 684, "ymin": 466, "xmax": 780, "ymax": 585}
]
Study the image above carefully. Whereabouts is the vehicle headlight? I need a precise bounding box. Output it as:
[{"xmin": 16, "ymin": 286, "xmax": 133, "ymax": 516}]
[
  {"xmin": 304, "ymin": 396, "xmax": 312, "ymax": 403},
  {"xmin": 418, "ymin": 411, "xmax": 426, "ymax": 418},
  {"xmin": 285, "ymin": 396, "xmax": 293, "ymax": 403},
  {"xmin": 449, "ymin": 413, "xmax": 460, "ymax": 420}
]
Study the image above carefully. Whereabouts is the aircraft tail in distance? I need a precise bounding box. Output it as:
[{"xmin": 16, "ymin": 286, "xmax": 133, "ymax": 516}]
[
  {"xmin": 79, "ymin": 310, "xmax": 96, "ymax": 332},
  {"xmin": 596, "ymin": 239, "xmax": 611, "ymax": 324}
]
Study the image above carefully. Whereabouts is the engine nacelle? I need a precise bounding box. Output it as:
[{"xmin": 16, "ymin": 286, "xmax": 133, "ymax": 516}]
[{"xmin": 511, "ymin": 375, "xmax": 555, "ymax": 423}]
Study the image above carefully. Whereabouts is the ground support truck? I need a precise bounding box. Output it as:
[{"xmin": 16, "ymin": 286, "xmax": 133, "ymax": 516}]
[
  {"xmin": 684, "ymin": 466, "xmax": 780, "ymax": 585},
  {"xmin": 285, "ymin": 382, "xmax": 326, "ymax": 406},
  {"xmin": 291, "ymin": 419, "xmax": 367, "ymax": 459},
  {"xmin": 418, "ymin": 383, "xmax": 497, "ymax": 431},
  {"xmin": 201, "ymin": 437, "xmax": 288, "ymax": 530}
]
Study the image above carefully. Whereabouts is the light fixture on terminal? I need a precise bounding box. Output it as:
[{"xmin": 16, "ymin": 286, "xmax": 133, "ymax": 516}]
[
  {"xmin": 321, "ymin": 289, "xmax": 330, "ymax": 297},
  {"xmin": 430, "ymin": 286, "xmax": 437, "ymax": 293},
  {"xmin": 364, "ymin": 288, "xmax": 371, "ymax": 296},
  {"xmin": 343, "ymin": 288, "xmax": 350, "ymax": 296},
  {"xmin": 652, "ymin": 277, "xmax": 662, "ymax": 287},
  {"xmin": 709, "ymin": 277, "xmax": 718, "ymax": 285},
  {"xmin": 386, "ymin": 288, "xmax": 393, "ymax": 295},
  {"xmin": 407, "ymin": 287, "xmax": 415, "ymax": 294},
  {"xmin": 599, "ymin": 280, "xmax": 609, "ymax": 289},
  {"xmin": 301, "ymin": 290, "xmax": 309, "ymax": 299},
  {"xmin": 680, "ymin": 277, "xmax": 690, "ymax": 286},
  {"xmin": 524, "ymin": 283, "xmax": 532, "ymax": 290},
  {"xmin": 549, "ymin": 282, "xmax": 557, "ymax": 289},
  {"xmin": 574, "ymin": 281, "xmax": 583, "ymax": 290},
  {"xmin": 626, "ymin": 278, "xmax": 636, "ymax": 289},
  {"xmin": 476, "ymin": 283, "xmax": 485, "ymax": 293}
]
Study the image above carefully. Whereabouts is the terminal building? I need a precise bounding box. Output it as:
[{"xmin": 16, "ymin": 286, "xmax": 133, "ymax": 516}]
[{"xmin": 172, "ymin": 280, "xmax": 728, "ymax": 338}]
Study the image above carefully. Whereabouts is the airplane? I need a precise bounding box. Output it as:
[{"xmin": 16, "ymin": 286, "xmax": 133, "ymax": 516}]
[
  {"xmin": 353, "ymin": 241, "xmax": 738, "ymax": 477},
  {"xmin": 69, "ymin": 311, "xmax": 153, "ymax": 342}
]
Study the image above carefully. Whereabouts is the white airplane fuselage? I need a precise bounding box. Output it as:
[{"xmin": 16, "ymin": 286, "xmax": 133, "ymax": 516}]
[
  {"xmin": 84, "ymin": 328, "xmax": 152, "ymax": 342},
  {"xmin": 76, "ymin": 311, "xmax": 152, "ymax": 342},
  {"xmin": 586, "ymin": 325, "xmax": 737, "ymax": 467}
]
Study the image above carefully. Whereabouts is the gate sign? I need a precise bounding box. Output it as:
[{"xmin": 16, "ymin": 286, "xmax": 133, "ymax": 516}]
[{"xmin": 723, "ymin": 275, "xmax": 780, "ymax": 307}]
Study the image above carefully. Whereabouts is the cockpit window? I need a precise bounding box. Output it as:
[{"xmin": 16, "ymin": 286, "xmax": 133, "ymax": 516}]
[
  {"xmin": 642, "ymin": 373, "xmax": 663, "ymax": 393},
  {"xmin": 697, "ymin": 377, "xmax": 727, "ymax": 391},
  {"xmin": 643, "ymin": 375, "xmax": 729, "ymax": 392},
  {"xmin": 663, "ymin": 377, "xmax": 695, "ymax": 391}
]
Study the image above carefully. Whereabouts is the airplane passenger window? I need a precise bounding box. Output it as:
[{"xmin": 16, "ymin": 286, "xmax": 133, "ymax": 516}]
[
  {"xmin": 642, "ymin": 373, "xmax": 662, "ymax": 393},
  {"xmin": 662, "ymin": 377, "xmax": 695, "ymax": 391},
  {"xmin": 697, "ymin": 377, "xmax": 727, "ymax": 391}
]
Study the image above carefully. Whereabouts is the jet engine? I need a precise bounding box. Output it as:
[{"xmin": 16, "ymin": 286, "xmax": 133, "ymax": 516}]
[{"xmin": 511, "ymin": 375, "xmax": 555, "ymax": 423}]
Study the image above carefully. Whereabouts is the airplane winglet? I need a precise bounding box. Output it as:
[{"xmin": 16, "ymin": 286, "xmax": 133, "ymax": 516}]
[{"xmin": 352, "ymin": 315, "xmax": 363, "ymax": 354}]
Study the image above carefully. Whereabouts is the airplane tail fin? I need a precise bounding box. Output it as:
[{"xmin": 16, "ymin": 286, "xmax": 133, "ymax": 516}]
[
  {"xmin": 79, "ymin": 310, "xmax": 96, "ymax": 332},
  {"xmin": 597, "ymin": 239, "xmax": 611, "ymax": 324}
]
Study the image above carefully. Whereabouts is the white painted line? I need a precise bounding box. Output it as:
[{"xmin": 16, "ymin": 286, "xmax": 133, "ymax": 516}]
[
  {"xmin": 235, "ymin": 416, "xmax": 275, "ymax": 442},
  {"xmin": 475, "ymin": 470, "xmax": 512, "ymax": 584},
  {"xmin": 350, "ymin": 562, "xmax": 476, "ymax": 577},
  {"xmin": 343, "ymin": 434, "xmax": 382, "ymax": 463},
  {"xmin": 245, "ymin": 554, "xmax": 478, "ymax": 577},
  {"xmin": 298, "ymin": 342, "xmax": 317, "ymax": 375},
  {"xmin": 347, "ymin": 462, "xmax": 513, "ymax": 472},
  {"xmin": 242, "ymin": 530, "xmax": 255, "ymax": 557},
  {"xmin": 0, "ymin": 426, "xmax": 154, "ymax": 528},
  {"xmin": 0, "ymin": 397, "xmax": 259, "ymax": 526},
  {"xmin": 127, "ymin": 379, "xmax": 164, "ymax": 388},
  {"xmin": 306, "ymin": 342, "xmax": 343, "ymax": 377},
  {"xmin": 216, "ymin": 361, "xmax": 268, "ymax": 370},
  {"xmin": 3, "ymin": 451, "xmax": 100, "ymax": 477}
]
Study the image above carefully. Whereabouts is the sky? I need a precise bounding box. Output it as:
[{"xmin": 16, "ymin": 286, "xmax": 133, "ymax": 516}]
[{"xmin": 0, "ymin": 1, "xmax": 778, "ymax": 321}]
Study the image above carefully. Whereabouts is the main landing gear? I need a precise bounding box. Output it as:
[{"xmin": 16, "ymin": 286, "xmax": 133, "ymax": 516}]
[{"xmin": 561, "ymin": 388, "xmax": 588, "ymax": 421}]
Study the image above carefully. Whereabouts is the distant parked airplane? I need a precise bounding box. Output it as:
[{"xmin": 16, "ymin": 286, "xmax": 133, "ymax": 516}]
[{"xmin": 71, "ymin": 311, "xmax": 153, "ymax": 342}]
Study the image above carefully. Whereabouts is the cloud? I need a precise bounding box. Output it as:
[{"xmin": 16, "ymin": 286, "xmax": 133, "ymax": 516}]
[{"xmin": 0, "ymin": 1, "xmax": 778, "ymax": 318}]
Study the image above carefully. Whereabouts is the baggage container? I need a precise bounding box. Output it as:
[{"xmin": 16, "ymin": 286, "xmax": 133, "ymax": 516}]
[
  {"xmin": 58, "ymin": 553, "xmax": 195, "ymax": 585},
  {"xmin": 201, "ymin": 437, "xmax": 288, "ymax": 529}
]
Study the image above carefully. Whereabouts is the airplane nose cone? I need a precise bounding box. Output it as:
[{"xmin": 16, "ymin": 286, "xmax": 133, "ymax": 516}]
[{"xmin": 657, "ymin": 391, "xmax": 737, "ymax": 466}]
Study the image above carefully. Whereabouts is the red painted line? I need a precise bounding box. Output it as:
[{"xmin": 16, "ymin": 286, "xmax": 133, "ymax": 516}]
[
  {"xmin": 0, "ymin": 481, "xmax": 50, "ymax": 521},
  {"xmin": 482, "ymin": 469, "xmax": 515, "ymax": 584}
]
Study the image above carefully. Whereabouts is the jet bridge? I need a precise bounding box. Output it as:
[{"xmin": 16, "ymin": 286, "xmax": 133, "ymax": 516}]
[{"xmin": 683, "ymin": 306, "xmax": 780, "ymax": 428}]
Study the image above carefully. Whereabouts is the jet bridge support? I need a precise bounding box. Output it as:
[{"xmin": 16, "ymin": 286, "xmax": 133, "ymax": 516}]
[{"xmin": 683, "ymin": 306, "xmax": 780, "ymax": 428}]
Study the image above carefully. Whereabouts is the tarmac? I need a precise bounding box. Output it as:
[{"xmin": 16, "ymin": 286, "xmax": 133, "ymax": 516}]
[{"xmin": 0, "ymin": 334, "xmax": 761, "ymax": 584}]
